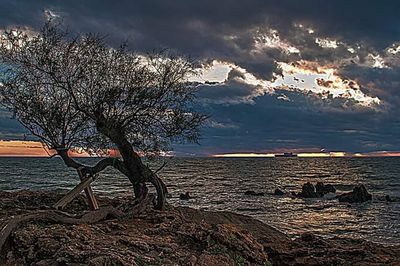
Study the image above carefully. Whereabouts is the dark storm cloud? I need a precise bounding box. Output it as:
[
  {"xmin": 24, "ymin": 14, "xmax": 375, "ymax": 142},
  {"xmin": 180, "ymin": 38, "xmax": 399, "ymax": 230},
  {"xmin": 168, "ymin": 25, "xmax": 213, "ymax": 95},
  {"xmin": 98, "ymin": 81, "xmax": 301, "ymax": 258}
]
[
  {"xmin": 2, "ymin": 1, "xmax": 399, "ymax": 71},
  {"xmin": 0, "ymin": 112, "xmax": 25, "ymax": 140},
  {"xmin": 338, "ymin": 64, "xmax": 400, "ymax": 110},
  {"xmin": 1, "ymin": 0, "xmax": 400, "ymax": 154},
  {"xmin": 179, "ymin": 92, "xmax": 400, "ymax": 155}
]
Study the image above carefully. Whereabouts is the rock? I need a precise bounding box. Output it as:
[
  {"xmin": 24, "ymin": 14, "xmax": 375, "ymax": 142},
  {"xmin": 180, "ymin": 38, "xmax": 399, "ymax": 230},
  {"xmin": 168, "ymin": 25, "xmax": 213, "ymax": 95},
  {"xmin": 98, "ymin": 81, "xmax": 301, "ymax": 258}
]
[
  {"xmin": 180, "ymin": 192, "xmax": 191, "ymax": 200},
  {"xmin": 119, "ymin": 238, "xmax": 150, "ymax": 252},
  {"xmin": 1, "ymin": 190, "xmax": 400, "ymax": 266},
  {"xmin": 315, "ymin": 182, "xmax": 336, "ymax": 196},
  {"xmin": 197, "ymin": 254, "xmax": 234, "ymax": 266},
  {"xmin": 244, "ymin": 190, "xmax": 255, "ymax": 195},
  {"xmin": 89, "ymin": 256, "xmax": 127, "ymax": 265},
  {"xmin": 36, "ymin": 237, "xmax": 61, "ymax": 258},
  {"xmin": 274, "ymin": 188, "xmax": 285, "ymax": 196},
  {"xmin": 324, "ymin": 184, "xmax": 336, "ymax": 194},
  {"xmin": 385, "ymin": 195, "xmax": 394, "ymax": 202},
  {"xmin": 244, "ymin": 190, "xmax": 265, "ymax": 196},
  {"xmin": 315, "ymin": 182, "xmax": 325, "ymax": 194},
  {"xmin": 297, "ymin": 182, "xmax": 319, "ymax": 198},
  {"xmin": 338, "ymin": 185, "xmax": 372, "ymax": 203}
]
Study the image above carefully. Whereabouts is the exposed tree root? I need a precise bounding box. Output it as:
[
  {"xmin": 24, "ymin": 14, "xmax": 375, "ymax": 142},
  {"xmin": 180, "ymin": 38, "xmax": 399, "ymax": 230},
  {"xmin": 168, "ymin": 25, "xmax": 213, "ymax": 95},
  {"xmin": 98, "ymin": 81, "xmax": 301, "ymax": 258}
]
[
  {"xmin": 151, "ymin": 176, "xmax": 167, "ymax": 210},
  {"xmin": 117, "ymin": 194, "xmax": 156, "ymax": 220},
  {"xmin": 0, "ymin": 194, "xmax": 156, "ymax": 255}
]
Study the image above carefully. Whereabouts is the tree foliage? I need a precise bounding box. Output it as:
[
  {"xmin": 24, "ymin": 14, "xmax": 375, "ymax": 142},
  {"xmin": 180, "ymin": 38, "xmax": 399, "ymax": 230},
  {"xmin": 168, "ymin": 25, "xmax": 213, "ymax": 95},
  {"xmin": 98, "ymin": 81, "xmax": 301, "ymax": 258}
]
[{"xmin": 0, "ymin": 23, "xmax": 207, "ymax": 209}]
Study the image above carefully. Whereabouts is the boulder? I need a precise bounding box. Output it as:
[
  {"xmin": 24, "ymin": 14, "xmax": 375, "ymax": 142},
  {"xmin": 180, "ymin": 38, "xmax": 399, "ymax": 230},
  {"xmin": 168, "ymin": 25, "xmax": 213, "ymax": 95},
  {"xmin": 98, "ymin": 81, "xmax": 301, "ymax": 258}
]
[
  {"xmin": 338, "ymin": 185, "xmax": 372, "ymax": 203},
  {"xmin": 180, "ymin": 192, "xmax": 191, "ymax": 200},
  {"xmin": 274, "ymin": 188, "xmax": 285, "ymax": 196},
  {"xmin": 315, "ymin": 182, "xmax": 336, "ymax": 196},
  {"xmin": 385, "ymin": 195, "xmax": 394, "ymax": 202},
  {"xmin": 297, "ymin": 182, "xmax": 319, "ymax": 198},
  {"xmin": 324, "ymin": 184, "xmax": 336, "ymax": 194}
]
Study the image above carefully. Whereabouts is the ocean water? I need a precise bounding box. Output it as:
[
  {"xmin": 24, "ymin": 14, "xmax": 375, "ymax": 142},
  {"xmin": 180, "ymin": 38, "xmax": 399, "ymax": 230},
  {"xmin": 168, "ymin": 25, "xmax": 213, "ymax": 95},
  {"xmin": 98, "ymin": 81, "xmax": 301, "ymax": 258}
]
[{"xmin": 0, "ymin": 157, "xmax": 399, "ymax": 245}]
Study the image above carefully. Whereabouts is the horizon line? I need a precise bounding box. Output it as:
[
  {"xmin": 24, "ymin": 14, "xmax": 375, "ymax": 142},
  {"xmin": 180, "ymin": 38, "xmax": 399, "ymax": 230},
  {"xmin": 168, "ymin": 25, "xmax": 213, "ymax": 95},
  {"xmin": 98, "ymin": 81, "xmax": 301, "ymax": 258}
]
[{"xmin": 1, "ymin": 140, "xmax": 400, "ymax": 158}]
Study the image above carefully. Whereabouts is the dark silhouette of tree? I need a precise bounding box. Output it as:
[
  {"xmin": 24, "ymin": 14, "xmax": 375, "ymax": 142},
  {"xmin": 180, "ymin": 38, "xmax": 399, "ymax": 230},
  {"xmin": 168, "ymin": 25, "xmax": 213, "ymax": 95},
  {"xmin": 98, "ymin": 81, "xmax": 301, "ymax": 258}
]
[{"xmin": 0, "ymin": 23, "xmax": 206, "ymax": 210}]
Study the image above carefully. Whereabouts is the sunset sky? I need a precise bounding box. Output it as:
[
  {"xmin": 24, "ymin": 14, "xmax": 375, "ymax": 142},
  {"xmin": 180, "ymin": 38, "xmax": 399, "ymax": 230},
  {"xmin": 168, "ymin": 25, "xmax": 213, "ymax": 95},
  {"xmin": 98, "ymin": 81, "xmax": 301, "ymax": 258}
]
[{"xmin": 0, "ymin": 1, "xmax": 400, "ymax": 157}]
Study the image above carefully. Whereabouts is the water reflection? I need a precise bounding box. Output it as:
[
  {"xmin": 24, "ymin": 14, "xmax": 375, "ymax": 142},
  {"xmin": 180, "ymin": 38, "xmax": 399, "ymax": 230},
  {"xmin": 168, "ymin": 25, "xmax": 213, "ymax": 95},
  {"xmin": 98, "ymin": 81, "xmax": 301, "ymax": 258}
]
[{"xmin": 0, "ymin": 157, "xmax": 399, "ymax": 245}]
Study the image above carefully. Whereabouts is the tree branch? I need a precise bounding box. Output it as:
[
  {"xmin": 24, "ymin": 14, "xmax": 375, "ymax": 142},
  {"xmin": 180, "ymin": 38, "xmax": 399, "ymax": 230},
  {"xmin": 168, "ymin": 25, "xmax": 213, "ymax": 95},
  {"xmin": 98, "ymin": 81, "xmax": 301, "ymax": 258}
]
[{"xmin": 56, "ymin": 148, "xmax": 128, "ymax": 177}]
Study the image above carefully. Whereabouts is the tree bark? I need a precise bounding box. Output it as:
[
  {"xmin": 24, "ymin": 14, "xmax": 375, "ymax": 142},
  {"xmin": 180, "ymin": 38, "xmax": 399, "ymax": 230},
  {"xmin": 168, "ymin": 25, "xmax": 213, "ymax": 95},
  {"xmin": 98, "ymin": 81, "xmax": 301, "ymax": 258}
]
[
  {"xmin": 142, "ymin": 165, "xmax": 168, "ymax": 210},
  {"xmin": 57, "ymin": 149, "xmax": 128, "ymax": 177},
  {"xmin": 58, "ymin": 146, "xmax": 167, "ymax": 210}
]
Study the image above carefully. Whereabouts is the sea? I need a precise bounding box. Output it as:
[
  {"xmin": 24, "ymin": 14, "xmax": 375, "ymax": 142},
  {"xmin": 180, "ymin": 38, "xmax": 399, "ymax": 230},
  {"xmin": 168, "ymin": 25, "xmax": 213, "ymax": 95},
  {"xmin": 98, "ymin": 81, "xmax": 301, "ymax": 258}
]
[{"xmin": 0, "ymin": 157, "xmax": 399, "ymax": 245}]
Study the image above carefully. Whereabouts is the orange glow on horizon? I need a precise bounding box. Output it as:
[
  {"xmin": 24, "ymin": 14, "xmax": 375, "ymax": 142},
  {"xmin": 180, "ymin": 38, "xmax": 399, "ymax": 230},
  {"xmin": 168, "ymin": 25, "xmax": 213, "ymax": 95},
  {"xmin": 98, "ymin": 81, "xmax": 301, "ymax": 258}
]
[
  {"xmin": 0, "ymin": 140, "xmax": 94, "ymax": 157},
  {"xmin": 1, "ymin": 140, "xmax": 400, "ymax": 158}
]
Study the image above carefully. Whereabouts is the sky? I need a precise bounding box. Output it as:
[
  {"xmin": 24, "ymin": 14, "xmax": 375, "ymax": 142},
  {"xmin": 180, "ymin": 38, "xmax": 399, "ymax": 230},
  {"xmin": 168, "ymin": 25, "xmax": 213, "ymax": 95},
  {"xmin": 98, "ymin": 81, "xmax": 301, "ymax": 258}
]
[{"xmin": 0, "ymin": 0, "xmax": 400, "ymax": 157}]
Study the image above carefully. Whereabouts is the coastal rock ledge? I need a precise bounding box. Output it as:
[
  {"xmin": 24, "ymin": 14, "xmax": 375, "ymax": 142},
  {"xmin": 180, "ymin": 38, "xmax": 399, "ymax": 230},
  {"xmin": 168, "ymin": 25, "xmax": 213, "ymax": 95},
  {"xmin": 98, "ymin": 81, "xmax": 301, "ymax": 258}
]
[{"xmin": 0, "ymin": 191, "xmax": 399, "ymax": 265}]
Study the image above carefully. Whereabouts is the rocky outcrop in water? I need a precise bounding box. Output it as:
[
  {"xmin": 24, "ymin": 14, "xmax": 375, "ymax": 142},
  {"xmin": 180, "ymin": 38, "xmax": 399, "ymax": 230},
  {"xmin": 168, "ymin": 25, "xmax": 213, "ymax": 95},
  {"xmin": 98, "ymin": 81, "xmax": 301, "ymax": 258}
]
[
  {"xmin": 385, "ymin": 195, "xmax": 394, "ymax": 202},
  {"xmin": 179, "ymin": 192, "xmax": 191, "ymax": 200},
  {"xmin": 1, "ymin": 190, "xmax": 399, "ymax": 265},
  {"xmin": 296, "ymin": 182, "xmax": 319, "ymax": 198},
  {"xmin": 278, "ymin": 182, "xmax": 337, "ymax": 199},
  {"xmin": 274, "ymin": 188, "xmax": 285, "ymax": 196},
  {"xmin": 338, "ymin": 184, "xmax": 372, "ymax": 203},
  {"xmin": 295, "ymin": 182, "xmax": 337, "ymax": 198},
  {"xmin": 315, "ymin": 182, "xmax": 336, "ymax": 195}
]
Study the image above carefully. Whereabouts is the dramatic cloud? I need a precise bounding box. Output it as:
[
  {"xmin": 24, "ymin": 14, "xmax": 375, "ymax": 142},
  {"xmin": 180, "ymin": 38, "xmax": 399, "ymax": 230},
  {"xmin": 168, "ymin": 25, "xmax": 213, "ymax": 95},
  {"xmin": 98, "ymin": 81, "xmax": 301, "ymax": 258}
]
[{"xmin": 0, "ymin": 0, "xmax": 400, "ymax": 155}]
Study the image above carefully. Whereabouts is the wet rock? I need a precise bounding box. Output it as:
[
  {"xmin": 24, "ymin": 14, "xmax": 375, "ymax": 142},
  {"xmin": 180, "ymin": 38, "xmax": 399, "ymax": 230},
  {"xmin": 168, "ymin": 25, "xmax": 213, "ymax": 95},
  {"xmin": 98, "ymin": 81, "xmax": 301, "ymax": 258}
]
[
  {"xmin": 274, "ymin": 188, "xmax": 285, "ymax": 196},
  {"xmin": 244, "ymin": 190, "xmax": 265, "ymax": 196},
  {"xmin": 385, "ymin": 195, "xmax": 394, "ymax": 202},
  {"xmin": 297, "ymin": 182, "xmax": 319, "ymax": 198},
  {"xmin": 338, "ymin": 185, "xmax": 372, "ymax": 203},
  {"xmin": 180, "ymin": 192, "xmax": 191, "ymax": 200},
  {"xmin": 315, "ymin": 182, "xmax": 336, "ymax": 196}
]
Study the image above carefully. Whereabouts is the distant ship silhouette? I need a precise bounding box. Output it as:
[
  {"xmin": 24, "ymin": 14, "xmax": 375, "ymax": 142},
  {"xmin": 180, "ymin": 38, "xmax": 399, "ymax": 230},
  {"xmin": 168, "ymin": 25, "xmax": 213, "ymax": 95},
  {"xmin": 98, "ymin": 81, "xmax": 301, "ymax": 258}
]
[{"xmin": 275, "ymin": 152, "xmax": 298, "ymax": 158}]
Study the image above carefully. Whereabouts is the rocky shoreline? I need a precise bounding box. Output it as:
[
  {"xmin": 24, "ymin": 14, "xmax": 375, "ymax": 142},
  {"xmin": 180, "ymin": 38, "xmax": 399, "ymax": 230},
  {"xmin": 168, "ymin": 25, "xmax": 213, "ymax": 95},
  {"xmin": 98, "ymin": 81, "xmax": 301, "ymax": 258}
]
[{"xmin": 0, "ymin": 190, "xmax": 399, "ymax": 265}]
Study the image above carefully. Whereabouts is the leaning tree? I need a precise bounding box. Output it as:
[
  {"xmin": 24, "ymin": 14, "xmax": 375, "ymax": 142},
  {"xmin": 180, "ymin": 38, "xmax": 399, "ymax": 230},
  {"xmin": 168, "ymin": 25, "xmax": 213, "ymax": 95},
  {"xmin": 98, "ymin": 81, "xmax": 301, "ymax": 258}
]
[{"xmin": 0, "ymin": 23, "xmax": 206, "ymax": 210}]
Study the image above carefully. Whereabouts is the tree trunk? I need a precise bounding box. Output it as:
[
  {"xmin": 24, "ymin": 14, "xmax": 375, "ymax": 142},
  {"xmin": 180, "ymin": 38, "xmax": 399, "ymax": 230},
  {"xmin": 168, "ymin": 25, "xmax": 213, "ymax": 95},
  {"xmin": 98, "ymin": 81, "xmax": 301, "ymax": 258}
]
[
  {"xmin": 143, "ymin": 165, "xmax": 168, "ymax": 210},
  {"xmin": 58, "ymin": 118, "xmax": 168, "ymax": 211},
  {"xmin": 106, "ymin": 133, "xmax": 167, "ymax": 210},
  {"xmin": 57, "ymin": 145, "xmax": 167, "ymax": 210},
  {"xmin": 97, "ymin": 125, "xmax": 167, "ymax": 210}
]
